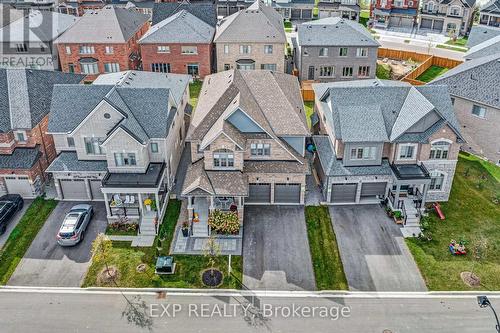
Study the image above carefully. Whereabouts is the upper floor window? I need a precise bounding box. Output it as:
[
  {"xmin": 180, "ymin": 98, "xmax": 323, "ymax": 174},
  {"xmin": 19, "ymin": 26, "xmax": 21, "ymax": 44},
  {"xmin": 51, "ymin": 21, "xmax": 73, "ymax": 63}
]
[
  {"xmin": 224, "ymin": 44, "xmax": 229, "ymax": 54},
  {"xmin": 356, "ymin": 48, "xmax": 368, "ymax": 57},
  {"xmin": 394, "ymin": 0, "xmax": 403, "ymax": 6},
  {"xmin": 472, "ymin": 104, "xmax": 486, "ymax": 118},
  {"xmin": 65, "ymin": 46, "xmax": 71, "ymax": 55},
  {"xmin": 398, "ymin": 144, "xmax": 417, "ymax": 160},
  {"xmin": 114, "ymin": 152, "xmax": 137, "ymax": 166},
  {"xmin": 303, "ymin": 48, "xmax": 309, "ymax": 56},
  {"xmin": 449, "ymin": 6, "xmax": 460, "ymax": 16},
  {"xmin": 151, "ymin": 63, "xmax": 170, "ymax": 73},
  {"xmin": 105, "ymin": 46, "xmax": 114, "ymax": 54},
  {"xmin": 15, "ymin": 131, "xmax": 26, "ymax": 142},
  {"xmin": 264, "ymin": 45, "xmax": 273, "ymax": 54},
  {"xmin": 319, "ymin": 47, "xmax": 328, "ymax": 57},
  {"xmin": 181, "ymin": 46, "xmax": 198, "ymax": 54},
  {"xmin": 213, "ymin": 149, "xmax": 234, "ymax": 168},
  {"xmin": 16, "ymin": 43, "xmax": 28, "ymax": 53},
  {"xmin": 67, "ymin": 137, "xmax": 75, "ymax": 147},
  {"xmin": 261, "ymin": 64, "xmax": 277, "ymax": 71},
  {"xmin": 251, "ymin": 143, "xmax": 270, "ymax": 156},
  {"xmin": 104, "ymin": 63, "xmax": 120, "ymax": 73},
  {"xmin": 428, "ymin": 2, "xmax": 434, "ymax": 11},
  {"xmin": 80, "ymin": 61, "xmax": 99, "ymax": 74},
  {"xmin": 429, "ymin": 171, "xmax": 445, "ymax": 191},
  {"xmin": 157, "ymin": 45, "xmax": 170, "ymax": 53},
  {"xmin": 350, "ymin": 146, "xmax": 376, "ymax": 160},
  {"xmin": 239, "ymin": 45, "xmax": 251, "ymax": 54},
  {"xmin": 151, "ymin": 142, "xmax": 159, "ymax": 153},
  {"xmin": 79, "ymin": 45, "xmax": 95, "ymax": 54},
  {"xmin": 429, "ymin": 141, "xmax": 450, "ymax": 159},
  {"xmin": 84, "ymin": 137, "xmax": 104, "ymax": 155},
  {"xmin": 339, "ymin": 47, "xmax": 348, "ymax": 57}
]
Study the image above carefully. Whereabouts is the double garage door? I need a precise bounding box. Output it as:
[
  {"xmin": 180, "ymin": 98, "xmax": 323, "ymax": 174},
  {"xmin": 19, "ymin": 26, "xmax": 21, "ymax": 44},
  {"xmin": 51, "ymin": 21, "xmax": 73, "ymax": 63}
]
[
  {"xmin": 59, "ymin": 179, "xmax": 104, "ymax": 200},
  {"xmin": 3, "ymin": 176, "xmax": 34, "ymax": 198},
  {"xmin": 330, "ymin": 182, "xmax": 387, "ymax": 203},
  {"xmin": 389, "ymin": 16, "xmax": 413, "ymax": 28},
  {"xmin": 420, "ymin": 18, "xmax": 443, "ymax": 31},
  {"xmin": 247, "ymin": 183, "xmax": 301, "ymax": 204}
]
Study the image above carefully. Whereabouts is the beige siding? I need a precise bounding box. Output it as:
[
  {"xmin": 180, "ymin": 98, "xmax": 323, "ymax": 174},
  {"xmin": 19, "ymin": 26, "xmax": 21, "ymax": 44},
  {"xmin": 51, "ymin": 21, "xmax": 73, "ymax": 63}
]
[
  {"xmin": 215, "ymin": 42, "xmax": 286, "ymax": 72},
  {"xmin": 203, "ymin": 134, "xmax": 243, "ymax": 171},
  {"xmin": 104, "ymin": 128, "xmax": 149, "ymax": 173}
]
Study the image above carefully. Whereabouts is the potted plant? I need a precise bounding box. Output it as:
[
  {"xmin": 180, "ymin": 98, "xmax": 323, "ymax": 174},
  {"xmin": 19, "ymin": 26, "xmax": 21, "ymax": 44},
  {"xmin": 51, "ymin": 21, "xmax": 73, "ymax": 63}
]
[
  {"xmin": 393, "ymin": 211, "xmax": 403, "ymax": 224},
  {"xmin": 144, "ymin": 198, "xmax": 152, "ymax": 211},
  {"xmin": 181, "ymin": 221, "xmax": 190, "ymax": 237}
]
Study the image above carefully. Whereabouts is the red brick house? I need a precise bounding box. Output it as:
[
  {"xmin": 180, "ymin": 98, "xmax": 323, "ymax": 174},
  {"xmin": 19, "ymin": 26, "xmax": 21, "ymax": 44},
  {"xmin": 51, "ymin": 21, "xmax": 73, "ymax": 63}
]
[
  {"xmin": 139, "ymin": 9, "xmax": 215, "ymax": 78},
  {"xmin": 57, "ymin": 0, "xmax": 106, "ymax": 17},
  {"xmin": 0, "ymin": 69, "xmax": 84, "ymax": 198},
  {"xmin": 370, "ymin": 0, "xmax": 419, "ymax": 29},
  {"xmin": 55, "ymin": 6, "xmax": 150, "ymax": 81}
]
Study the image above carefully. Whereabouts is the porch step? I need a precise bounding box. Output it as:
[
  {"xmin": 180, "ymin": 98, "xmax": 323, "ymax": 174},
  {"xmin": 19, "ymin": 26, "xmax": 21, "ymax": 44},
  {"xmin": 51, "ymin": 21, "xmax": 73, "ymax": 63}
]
[{"xmin": 192, "ymin": 222, "xmax": 209, "ymax": 237}]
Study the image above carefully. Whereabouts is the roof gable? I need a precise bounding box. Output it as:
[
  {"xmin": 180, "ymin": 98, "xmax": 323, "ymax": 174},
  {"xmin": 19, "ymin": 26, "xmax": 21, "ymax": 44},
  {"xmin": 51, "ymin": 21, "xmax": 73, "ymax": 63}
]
[{"xmin": 151, "ymin": 1, "xmax": 217, "ymax": 27}]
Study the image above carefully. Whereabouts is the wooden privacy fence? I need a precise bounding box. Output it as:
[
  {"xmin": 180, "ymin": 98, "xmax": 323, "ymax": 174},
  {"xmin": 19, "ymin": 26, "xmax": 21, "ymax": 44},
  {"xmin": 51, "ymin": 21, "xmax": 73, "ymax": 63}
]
[
  {"xmin": 378, "ymin": 48, "xmax": 431, "ymax": 63},
  {"xmin": 301, "ymin": 80, "xmax": 315, "ymax": 102}
]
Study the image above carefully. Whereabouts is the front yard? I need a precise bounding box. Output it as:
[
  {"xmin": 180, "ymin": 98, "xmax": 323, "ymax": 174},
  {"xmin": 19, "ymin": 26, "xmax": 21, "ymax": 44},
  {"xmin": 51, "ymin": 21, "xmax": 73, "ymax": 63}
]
[
  {"xmin": 406, "ymin": 154, "xmax": 500, "ymax": 290},
  {"xmin": 82, "ymin": 200, "xmax": 243, "ymax": 289}
]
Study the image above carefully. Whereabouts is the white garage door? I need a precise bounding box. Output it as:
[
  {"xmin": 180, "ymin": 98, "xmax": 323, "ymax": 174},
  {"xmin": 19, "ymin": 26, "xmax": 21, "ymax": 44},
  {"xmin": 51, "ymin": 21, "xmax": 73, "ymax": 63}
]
[
  {"xmin": 60, "ymin": 179, "xmax": 88, "ymax": 200},
  {"xmin": 274, "ymin": 183, "xmax": 301, "ymax": 204},
  {"xmin": 4, "ymin": 176, "xmax": 33, "ymax": 198},
  {"xmin": 90, "ymin": 179, "xmax": 104, "ymax": 200}
]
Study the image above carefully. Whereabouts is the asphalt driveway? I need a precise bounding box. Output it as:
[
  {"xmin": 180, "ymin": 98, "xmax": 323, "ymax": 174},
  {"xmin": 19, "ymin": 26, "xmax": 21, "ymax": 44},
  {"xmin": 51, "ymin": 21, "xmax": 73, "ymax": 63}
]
[
  {"xmin": 0, "ymin": 199, "xmax": 32, "ymax": 249},
  {"xmin": 329, "ymin": 205, "xmax": 427, "ymax": 292},
  {"xmin": 243, "ymin": 206, "xmax": 316, "ymax": 291},
  {"xmin": 8, "ymin": 201, "xmax": 107, "ymax": 287}
]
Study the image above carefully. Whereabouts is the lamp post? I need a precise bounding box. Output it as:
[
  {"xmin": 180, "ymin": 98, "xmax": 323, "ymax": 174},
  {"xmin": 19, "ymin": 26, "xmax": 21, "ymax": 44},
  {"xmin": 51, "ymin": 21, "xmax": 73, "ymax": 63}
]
[{"xmin": 478, "ymin": 296, "xmax": 500, "ymax": 332}]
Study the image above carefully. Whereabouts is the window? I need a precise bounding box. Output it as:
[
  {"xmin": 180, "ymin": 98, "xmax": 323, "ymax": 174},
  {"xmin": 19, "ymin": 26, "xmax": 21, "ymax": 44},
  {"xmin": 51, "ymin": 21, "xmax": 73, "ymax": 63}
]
[
  {"xmin": 114, "ymin": 152, "xmax": 137, "ymax": 166},
  {"xmin": 80, "ymin": 62, "xmax": 99, "ymax": 74},
  {"xmin": 356, "ymin": 48, "xmax": 368, "ymax": 57},
  {"xmin": 450, "ymin": 97, "xmax": 455, "ymax": 105},
  {"xmin": 187, "ymin": 63, "xmax": 199, "ymax": 76},
  {"xmin": 181, "ymin": 46, "xmax": 198, "ymax": 54},
  {"xmin": 239, "ymin": 45, "xmax": 251, "ymax": 54},
  {"xmin": 224, "ymin": 64, "xmax": 231, "ymax": 70},
  {"xmin": 472, "ymin": 104, "xmax": 486, "ymax": 118},
  {"xmin": 339, "ymin": 47, "xmax": 348, "ymax": 57},
  {"xmin": 16, "ymin": 43, "xmax": 27, "ymax": 53},
  {"xmin": 213, "ymin": 149, "xmax": 234, "ymax": 168},
  {"xmin": 250, "ymin": 143, "xmax": 271, "ymax": 156},
  {"xmin": 303, "ymin": 48, "xmax": 309, "ymax": 56},
  {"xmin": 342, "ymin": 66, "xmax": 353, "ymax": 77},
  {"xmin": 16, "ymin": 132, "xmax": 26, "ymax": 142},
  {"xmin": 223, "ymin": 44, "xmax": 229, "ymax": 54},
  {"xmin": 151, "ymin": 142, "xmax": 159, "ymax": 153},
  {"xmin": 157, "ymin": 45, "xmax": 170, "ymax": 53},
  {"xmin": 398, "ymin": 144, "xmax": 416, "ymax": 160},
  {"xmin": 394, "ymin": 0, "xmax": 403, "ymax": 6},
  {"xmin": 429, "ymin": 141, "xmax": 450, "ymax": 159},
  {"xmin": 358, "ymin": 66, "xmax": 370, "ymax": 77},
  {"xmin": 408, "ymin": 1, "xmax": 413, "ymax": 6},
  {"xmin": 105, "ymin": 46, "xmax": 114, "ymax": 54},
  {"xmin": 68, "ymin": 64, "xmax": 75, "ymax": 73},
  {"xmin": 65, "ymin": 46, "xmax": 71, "ymax": 55},
  {"xmin": 264, "ymin": 45, "xmax": 273, "ymax": 54},
  {"xmin": 319, "ymin": 66, "xmax": 334, "ymax": 77},
  {"xmin": 261, "ymin": 64, "xmax": 277, "ymax": 70},
  {"xmin": 79, "ymin": 45, "xmax": 95, "ymax": 54},
  {"xmin": 450, "ymin": 6, "xmax": 460, "ymax": 16},
  {"xmin": 84, "ymin": 137, "xmax": 104, "ymax": 155},
  {"xmin": 151, "ymin": 63, "xmax": 170, "ymax": 73},
  {"xmin": 104, "ymin": 63, "xmax": 120, "ymax": 73},
  {"xmin": 319, "ymin": 47, "xmax": 328, "ymax": 57},
  {"xmin": 429, "ymin": 171, "xmax": 445, "ymax": 190},
  {"xmin": 350, "ymin": 147, "xmax": 376, "ymax": 160},
  {"xmin": 67, "ymin": 137, "xmax": 75, "ymax": 147},
  {"xmin": 428, "ymin": 2, "xmax": 434, "ymax": 11}
]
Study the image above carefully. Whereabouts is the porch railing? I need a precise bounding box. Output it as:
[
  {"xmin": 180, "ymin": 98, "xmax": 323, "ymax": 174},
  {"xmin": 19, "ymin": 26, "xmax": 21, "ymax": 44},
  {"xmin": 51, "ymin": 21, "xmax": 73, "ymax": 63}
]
[
  {"xmin": 110, "ymin": 206, "xmax": 140, "ymax": 217},
  {"xmin": 402, "ymin": 201, "xmax": 408, "ymax": 226}
]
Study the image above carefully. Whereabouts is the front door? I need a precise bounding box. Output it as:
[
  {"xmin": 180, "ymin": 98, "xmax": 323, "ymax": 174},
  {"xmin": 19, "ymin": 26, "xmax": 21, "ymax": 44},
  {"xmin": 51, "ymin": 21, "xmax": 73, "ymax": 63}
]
[{"xmin": 308, "ymin": 66, "xmax": 315, "ymax": 80}]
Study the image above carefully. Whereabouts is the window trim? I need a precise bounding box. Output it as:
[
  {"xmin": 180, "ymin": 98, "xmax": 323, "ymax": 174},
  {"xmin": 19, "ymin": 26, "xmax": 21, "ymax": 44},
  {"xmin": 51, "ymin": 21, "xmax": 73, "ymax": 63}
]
[
  {"xmin": 213, "ymin": 149, "xmax": 235, "ymax": 168},
  {"xmin": 471, "ymin": 104, "xmax": 486, "ymax": 119},
  {"xmin": 114, "ymin": 152, "xmax": 137, "ymax": 167},
  {"xmin": 84, "ymin": 137, "xmax": 104, "ymax": 155},
  {"xmin": 339, "ymin": 47, "xmax": 348, "ymax": 57},
  {"xmin": 250, "ymin": 143, "xmax": 271, "ymax": 157},
  {"xmin": 397, "ymin": 143, "xmax": 418, "ymax": 160},
  {"xmin": 429, "ymin": 170, "xmax": 446, "ymax": 191},
  {"xmin": 150, "ymin": 142, "xmax": 159, "ymax": 153},
  {"xmin": 349, "ymin": 146, "xmax": 377, "ymax": 160},
  {"xmin": 157, "ymin": 45, "xmax": 170, "ymax": 53}
]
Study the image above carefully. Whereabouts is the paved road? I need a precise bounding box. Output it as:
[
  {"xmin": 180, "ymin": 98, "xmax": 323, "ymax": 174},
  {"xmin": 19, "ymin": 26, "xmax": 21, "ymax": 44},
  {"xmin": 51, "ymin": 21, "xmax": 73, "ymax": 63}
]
[
  {"xmin": 243, "ymin": 206, "xmax": 316, "ymax": 291},
  {"xmin": 8, "ymin": 201, "xmax": 107, "ymax": 287},
  {"xmin": 0, "ymin": 288, "xmax": 498, "ymax": 332},
  {"xmin": 330, "ymin": 205, "xmax": 427, "ymax": 292},
  {"xmin": 0, "ymin": 199, "xmax": 32, "ymax": 249}
]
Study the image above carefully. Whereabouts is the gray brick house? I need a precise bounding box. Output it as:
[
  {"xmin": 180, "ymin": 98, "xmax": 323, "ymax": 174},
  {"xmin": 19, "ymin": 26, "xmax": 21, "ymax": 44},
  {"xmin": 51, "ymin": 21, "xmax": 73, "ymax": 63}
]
[
  {"xmin": 294, "ymin": 17, "xmax": 379, "ymax": 82},
  {"xmin": 312, "ymin": 79, "xmax": 464, "ymax": 233},
  {"xmin": 46, "ymin": 71, "xmax": 190, "ymax": 233},
  {"xmin": 419, "ymin": 0, "xmax": 476, "ymax": 36},
  {"xmin": 181, "ymin": 69, "xmax": 309, "ymax": 238},
  {"xmin": 430, "ymin": 54, "xmax": 500, "ymax": 165},
  {"xmin": 317, "ymin": 0, "xmax": 361, "ymax": 21}
]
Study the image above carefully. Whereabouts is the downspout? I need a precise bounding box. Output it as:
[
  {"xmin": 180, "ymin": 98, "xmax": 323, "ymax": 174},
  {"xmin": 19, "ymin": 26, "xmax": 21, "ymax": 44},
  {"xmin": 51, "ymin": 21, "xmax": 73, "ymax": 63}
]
[{"xmin": 38, "ymin": 122, "xmax": 49, "ymax": 166}]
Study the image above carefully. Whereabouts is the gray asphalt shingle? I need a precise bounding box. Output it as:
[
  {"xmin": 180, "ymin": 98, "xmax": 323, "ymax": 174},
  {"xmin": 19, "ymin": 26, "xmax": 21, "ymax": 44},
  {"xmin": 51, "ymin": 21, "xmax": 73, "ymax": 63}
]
[
  {"xmin": 47, "ymin": 152, "xmax": 108, "ymax": 172},
  {"xmin": 152, "ymin": 2, "xmax": 217, "ymax": 27},
  {"xmin": 0, "ymin": 146, "xmax": 41, "ymax": 169}
]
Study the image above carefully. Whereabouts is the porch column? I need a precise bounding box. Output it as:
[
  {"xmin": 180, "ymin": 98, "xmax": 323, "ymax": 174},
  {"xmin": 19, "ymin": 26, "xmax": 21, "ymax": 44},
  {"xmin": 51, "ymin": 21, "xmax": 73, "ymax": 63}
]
[
  {"xmin": 237, "ymin": 196, "xmax": 244, "ymax": 225},
  {"xmin": 394, "ymin": 183, "xmax": 401, "ymax": 208},
  {"xmin": 187, "ymin": 196, "xmax": 193, "ymax": 223},
  {"xmin": 103, "ymin": 192, "xmax": 111, "ymax": 217},
  {"xmin": 209, "ymin": 196, "xmax": 215, "ymax": 212},
  {"xmin": 54, "ymin": 178, "xmax": 63, "ymax": 200},
  {"xmin": 84, "ymin": 179, "xmax": 92, "ymax": 200},
  {"xmin": 155, "ymin": 192, "xmax": 160, "ymax": 217},
  {"xmin": 138, "ymin": 193, "xmax": 144, "ymax": 214},
  {"xmin": 421, "ymin": 184, "xmax": 428, "ymax": 207}
]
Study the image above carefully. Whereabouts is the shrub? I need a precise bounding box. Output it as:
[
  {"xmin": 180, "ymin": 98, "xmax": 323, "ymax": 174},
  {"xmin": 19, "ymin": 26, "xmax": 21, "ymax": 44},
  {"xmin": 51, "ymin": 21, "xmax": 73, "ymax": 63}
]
[
  {"xmin": 208, "ymin": 210, "xmax": 239, "ymax": 235},
  {"xmin": 393, "ymin": 211, "xmax": 403, "ymax": 219}
]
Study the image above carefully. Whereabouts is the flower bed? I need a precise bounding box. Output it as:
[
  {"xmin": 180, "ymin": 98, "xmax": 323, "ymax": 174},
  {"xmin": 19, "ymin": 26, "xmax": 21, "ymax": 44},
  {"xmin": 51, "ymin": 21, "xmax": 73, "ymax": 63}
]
[
  {"xmin": 208, "ymin": 210, "xmax": 239, "ymax": 235},
  {"xmin": 105, "ymin": 222, "xmax": 138, "ymax": 236}
]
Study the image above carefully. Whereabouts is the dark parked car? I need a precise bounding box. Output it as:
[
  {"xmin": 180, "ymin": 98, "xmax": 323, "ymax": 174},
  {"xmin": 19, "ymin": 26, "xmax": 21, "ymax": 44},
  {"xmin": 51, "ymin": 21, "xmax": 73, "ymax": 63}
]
[{"xmin": 0, "ymin": 194, "xmax": 24, "ymax": 235}]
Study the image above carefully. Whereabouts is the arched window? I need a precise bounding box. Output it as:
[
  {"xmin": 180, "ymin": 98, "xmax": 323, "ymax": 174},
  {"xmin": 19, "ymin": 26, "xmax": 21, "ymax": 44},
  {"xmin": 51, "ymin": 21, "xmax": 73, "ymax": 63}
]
[
  {"xmin": 429, "ymin": 140, "xmax": 450, "ymax": 159},
  {"xmin": 428, "ymin": 1, "xmax": 434, "ymax": 11},
  {"xmin": 213, "ymin": 149, "xmax": 234, "ymax": 168},
  {"xmin": 429, "ymin": 171, "xmax": 445, "ymax": 191}
]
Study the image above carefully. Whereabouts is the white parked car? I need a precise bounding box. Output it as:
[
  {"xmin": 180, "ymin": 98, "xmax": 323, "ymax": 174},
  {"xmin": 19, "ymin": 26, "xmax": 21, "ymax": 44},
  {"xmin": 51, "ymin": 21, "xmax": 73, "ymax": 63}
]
[{"xmin": 56, "ymin": 204, "xmax": 93, "ymax": 246}]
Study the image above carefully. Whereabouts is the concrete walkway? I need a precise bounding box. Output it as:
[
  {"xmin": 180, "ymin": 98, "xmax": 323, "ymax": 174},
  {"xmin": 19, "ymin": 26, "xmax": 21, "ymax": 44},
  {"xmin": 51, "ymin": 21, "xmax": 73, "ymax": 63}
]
[{"xmin": 329, "ymin": 205, "xmax": 427, "ymax": 292}]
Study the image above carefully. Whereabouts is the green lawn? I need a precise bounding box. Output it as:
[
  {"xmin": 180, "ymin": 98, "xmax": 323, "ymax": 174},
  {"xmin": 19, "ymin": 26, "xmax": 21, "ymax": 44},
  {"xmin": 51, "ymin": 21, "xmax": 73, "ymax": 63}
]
[
  {"xmin": 305, "ymin": 206, "xmax": 348, "ymax": 290},
  {"xmin": 459, "ymin": 152, "xmax": 500, "ymax": 182},
  {"xmin": 376, "ymin": 63, "xmax": 392, "ymax": 80},
  {"xmin": 284, "ymin": 20, "xmax": 292, "ymax": 33},
  {"xmin": 406, "ymin": 154, "xmax": 500, "ymax": 290},
  {"xmin": 304, "ymin": 101, "xmax": 314, "ymax": 129},
  {"xmin": 0, "ymin": 198, "xmax": 57, "ymax": 285},
  {"xmin": 436, "ymin": 44, "xmax": 467, "ymax": 52},
  {"xmin": 445, "ymin": 37, "xmax": 468, "ymax": 47},
  {"xmin": 82, "ymin": 200, "xmax": 243, "ymax": 289},
  {"xmin": 416, "ymin": 65, "xmax": 449, "ymax": 83},
  {"xmin": 189, "ymin": 81, "xmax": 203, "ymax": 109}
]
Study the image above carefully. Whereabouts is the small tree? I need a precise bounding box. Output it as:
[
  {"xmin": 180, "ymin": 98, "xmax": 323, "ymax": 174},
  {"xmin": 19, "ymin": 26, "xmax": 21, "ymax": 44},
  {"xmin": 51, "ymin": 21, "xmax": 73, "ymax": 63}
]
[
  {"xmin": 470, "ymin": 236, "xmax": 488, "ymax": 278},
  {"xmin": 91, "ymin": 233, "xmax": 114, "ymax": 279},
  {"xmin": 203, "ymin": 236, "xmax": 221, "ymax": 277}
]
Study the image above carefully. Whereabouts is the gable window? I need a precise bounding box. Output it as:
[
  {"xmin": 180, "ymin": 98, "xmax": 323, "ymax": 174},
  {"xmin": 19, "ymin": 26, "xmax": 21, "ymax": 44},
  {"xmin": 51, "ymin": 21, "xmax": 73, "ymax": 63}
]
[
  {"xmin": 65, "ymin": 46, "xmax": 71, "ymax": 54},
  {"xmin": 67, "ymin": 137, "xmax": 75, "ymax": 147},
  {"xmin": 398, "ymin": 144, "xmax": 417, "ymax": 160},
  {"xmin": 16, "ymin": 131, "xmax": 26, "ymax": 142},
  {"xmin": 151, "ymin": 142, "xmax": 159, "ymax": 153},
  {"xmin": 358, "ymin": 65, "xmax": 370, "ymax": 77},
  {"xmin": 356, "ymin": 48, "xmax": 368, "ymax": 57},
  {"xmin": 114, "ymin": 152, "xmax": 137, "ymax": 166},
  {"xmin": 79, "ymin": 45, "xmax": 95, "ymax": 54},
  {"xmin": 84, "ymin": 137, "xmax": 104, "ymax": 155},
  {"xmin": 339, "ymin": 47, "xmax": 348, "ymax": 57},
  {"xmin": 157, "ymin": 45, "xmax": 170, "ymax": 53},
  {"xmin": 224, "ymin": 44, "xmax": 229, "ymax": 54},
  {"xmin": 104, "ymin": 63, "xmax": 120, "ymax": 73},
  {"xmin": 261, "ymin": 64, "xmax": 277, "ymax": 70},
  {"xmin": 16, "ymin": 43, "xmax": 28, "ymax": 53},
  {"xmin": 429, "ymin": 171, "xmax": 445, "ymax": 191},
  {"xmin": 319, "ymin": 66, "xmax": 334, "ymax": 77},
  {"xmin": 264, "ymin": 45, "xmax": 273, "ymax": 54},
  {"xmin": 151, "ymin": 63, "xmax": 170, "ymax": 73},
  {"xmin": 213, "ymin": 149, "xmax": 234, "ymax": 168},
  {"xmin": 342, "ymin": 66, "xmax": 353, "ymax": 77},
  {"xmin": 350, "ymin": 147, "xmax": 376, "ymax": 160},
  {"xmin": 319, "ymin": 47, "xmax": 328, "ymax": 57},
  {"xmin": 105, "ymin": 46, "xmax": 114, "ymax": 54},
  {"xmin": 429, "ymin": 141, "xmax": 450, "ymax": 159},
  {"xmin": 449, "ymin": 6, "xmax": 460, "ymax": 16},
  {"xmin": 251, "ymin": 143, "xmax": 271, "ymax": 156},
  {"xmin": 472, "ymin": 104, "xmax": 486, "ymax": 118},
  {"xmin": 239, "ymin": 45, "xmax": 251, "ymax": 54},
  {"xmin": 181, "ymin": 46, "xmax": 198, "ymax": 54}
]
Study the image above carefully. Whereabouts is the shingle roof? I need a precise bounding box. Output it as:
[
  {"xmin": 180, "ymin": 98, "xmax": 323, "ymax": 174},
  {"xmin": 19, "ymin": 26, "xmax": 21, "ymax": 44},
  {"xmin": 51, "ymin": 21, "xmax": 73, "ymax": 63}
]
[
  {"xmin": 55, "ymin": 6, "xmax": 149, "ymax": 44},
  {"xmin": 214, "ymin": 1, "xmax": 286, "ymax": 44},
  {"xmin": 338, "ymin": 105, "xmax": 388, "ymax": 142},
  {"xmin": 47, "ymin": 152, "xmax": 108, "ymax": 172},
  {"xmin": 467, "ymin": 25, "xmax": 500, "ymax": 48},
  {"xmin": 0, "ymin": 69, "xmax": 84, "ymax": 133},
  {"xmin": 152, "ymin": 1, "xmax": 217, "ymax": 27},
  {"xmin": 0, "ymin": 146, "xmax": 41, "ymax": 170},
  {"xmin": 481, "ymin": 0, "xmax": 500, "ymax": 14},
  {"xmin": 139, "ymin": 9, "xmax": 214, "ymax": 44},
  {"xmin": 464, "ymin": 33, "xmax": 500, "ymax": 60},
  {"xmin": 297, "ymin": 17, "xmax": 379, "ymax": 47},
  {"xmin": 430, "ymin": 54, "xmax": 500, "ymax": 109},
  {"xmin": 243, "ymin": 160, "xmax": 310, "ymax": 174}
]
